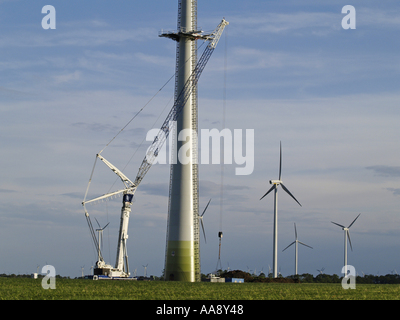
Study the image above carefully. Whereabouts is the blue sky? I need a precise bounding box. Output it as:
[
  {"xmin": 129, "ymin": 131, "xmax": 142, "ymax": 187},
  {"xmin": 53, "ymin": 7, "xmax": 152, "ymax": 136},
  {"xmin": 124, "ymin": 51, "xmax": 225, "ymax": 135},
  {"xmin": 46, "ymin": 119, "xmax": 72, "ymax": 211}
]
[{"xmin": 1, "ymin": 0, "xmax": 400, "ymax": 278}]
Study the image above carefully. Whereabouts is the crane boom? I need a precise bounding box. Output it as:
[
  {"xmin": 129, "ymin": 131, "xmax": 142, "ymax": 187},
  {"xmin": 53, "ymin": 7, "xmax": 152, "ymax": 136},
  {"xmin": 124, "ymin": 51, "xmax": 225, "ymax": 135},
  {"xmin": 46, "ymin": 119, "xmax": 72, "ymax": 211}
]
[
  {"xmin": 97, "ymin": 154, "xmax": 135, "ymax": 188},
  {"xmin": 134, "ymin": 18, "xmax": 229, "ymax": 187},
  {"xmin": 82, "ymin": 154, "xmax": 136, "ymax": 206}
]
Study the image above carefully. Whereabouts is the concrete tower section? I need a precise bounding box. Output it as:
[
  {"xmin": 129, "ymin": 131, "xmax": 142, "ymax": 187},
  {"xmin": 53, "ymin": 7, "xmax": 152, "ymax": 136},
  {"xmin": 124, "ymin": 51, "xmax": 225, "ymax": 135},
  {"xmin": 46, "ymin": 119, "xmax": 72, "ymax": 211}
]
[{"xmin": 164, "ymin": 0, "xmax": 200, "ymax": 282}]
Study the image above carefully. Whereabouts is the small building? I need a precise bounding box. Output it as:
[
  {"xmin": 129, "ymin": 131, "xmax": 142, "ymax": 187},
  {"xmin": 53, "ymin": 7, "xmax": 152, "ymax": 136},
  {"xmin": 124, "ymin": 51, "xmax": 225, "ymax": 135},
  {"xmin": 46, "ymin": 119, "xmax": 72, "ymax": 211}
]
[
  {"xmin": 225, "ymin": 278, "xmax": 244, "ymax": 283},
  {"xmin": 203, "ymin": 274, "xmax": 225, "ymax": 282}
]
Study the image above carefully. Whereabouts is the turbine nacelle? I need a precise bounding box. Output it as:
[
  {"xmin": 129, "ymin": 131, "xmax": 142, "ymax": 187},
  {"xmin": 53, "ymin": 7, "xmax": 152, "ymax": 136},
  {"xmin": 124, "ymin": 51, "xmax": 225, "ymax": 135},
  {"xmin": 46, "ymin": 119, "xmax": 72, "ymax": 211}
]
[
  {"xmin": 331, "ymin": 213, "xmax": 361, "ymax": 252},
  {"xmin": 270, "ymin": 180, "xmax": 282, "ymax": 185}
]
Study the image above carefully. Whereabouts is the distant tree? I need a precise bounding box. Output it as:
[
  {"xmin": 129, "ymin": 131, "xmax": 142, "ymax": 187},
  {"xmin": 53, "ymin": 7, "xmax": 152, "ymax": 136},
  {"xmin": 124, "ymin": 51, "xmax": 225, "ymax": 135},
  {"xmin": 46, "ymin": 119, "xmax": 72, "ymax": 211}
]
[
  {"xmin": 299, "ymin": 273, "xmax": 314, "ymax": 283},
  {"xmin": 215, "ymin": 269, "xmax": 224, "ymax": 277},
  {"xmin": 220, "ymin": 270, "xmax": 254, "ymax": 282},
  {"xmin": 331, "ymin": 274, "xmax": 340, "ymax": 283}
]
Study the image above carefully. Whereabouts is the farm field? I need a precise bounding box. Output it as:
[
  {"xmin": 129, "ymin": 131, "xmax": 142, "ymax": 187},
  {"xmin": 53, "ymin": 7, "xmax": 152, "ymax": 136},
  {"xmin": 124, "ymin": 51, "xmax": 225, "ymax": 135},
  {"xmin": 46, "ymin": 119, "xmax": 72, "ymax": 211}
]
[{"xmin": 0, "ymin": 277, "xmax": 399, "ymax": 300}]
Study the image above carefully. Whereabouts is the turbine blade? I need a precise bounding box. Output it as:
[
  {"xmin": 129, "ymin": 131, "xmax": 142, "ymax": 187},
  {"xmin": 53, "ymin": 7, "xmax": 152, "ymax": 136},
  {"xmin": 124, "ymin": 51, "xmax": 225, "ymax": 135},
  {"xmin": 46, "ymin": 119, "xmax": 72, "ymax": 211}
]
[
  {"xmin": 103, "ymin": 222, "xmax": 110, "ymax": 230},
  {"xmin": 347, "ymin": 230, "xmax": 353, "ymax": 251},
  {"xmin": 279, "ymin": 141, "xmax": 282, "ymax": 181},
  {"xmin": 201, "ymin": 198, "xmax": 211, "ymax": 217},
  {"xmin": 282, "ymin": 241, "xmax": 295, "ymax": 252},
  {"xmin": 200, "ymin": 219, "xmax": 206, "ymax": 244},
  {"xmin": 294, "ymin": 223, "xmax": 297, "ymax": 240},
  {"xmin": 280, "ymin": 183, "xmax": 302, "ymax": 207},
  {"xmin": 95, "ymin": 217, "xmax": 101, "ymax": 229},
  {"xmin": 260, "ymin": 184, "xmax": 276, "ymax": 200},
  {"xmin": 298, "ymin": 241, "xmax": 313, "ymax": 249},
  {"xmin": 331, "ymin": 221, "xmax": 345, "ymax": 228},
  {"xmin": 348, "ymin": 213, "xmax": 361, "ymax": 228}
]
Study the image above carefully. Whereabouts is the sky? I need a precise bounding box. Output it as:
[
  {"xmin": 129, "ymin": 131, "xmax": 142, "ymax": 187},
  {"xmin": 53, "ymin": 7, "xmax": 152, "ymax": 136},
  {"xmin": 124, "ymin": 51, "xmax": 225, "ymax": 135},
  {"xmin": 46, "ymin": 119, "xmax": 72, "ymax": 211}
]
[{"xmin": 1, "ymin": 0, "xmax": 400, "ymax": 278}]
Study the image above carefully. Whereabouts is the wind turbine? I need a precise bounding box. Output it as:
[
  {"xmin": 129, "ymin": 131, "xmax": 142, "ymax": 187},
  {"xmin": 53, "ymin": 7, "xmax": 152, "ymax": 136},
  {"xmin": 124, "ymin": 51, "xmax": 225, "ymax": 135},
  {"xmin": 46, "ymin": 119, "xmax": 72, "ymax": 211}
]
[
  {"xmin": 331, "ymin": 213, "xmax": 361, "ymax": 277},
  {"xmin": 198, "ymin": 199, "xmax": 211, "ymax": 243},
  {"xmin": 95, "ymin": 218, "xmax": 110, "ymax": 262},
  {"xmin": 143, "ymin": 264, "xmax": 148, "ymax": 278},
  {"xmin": 260, "ymin": 142, "xmax": 302, "ymax": 278},
  {"xmin": 282, "ymin": 223, "xmax": 313, "ymax": 275}
]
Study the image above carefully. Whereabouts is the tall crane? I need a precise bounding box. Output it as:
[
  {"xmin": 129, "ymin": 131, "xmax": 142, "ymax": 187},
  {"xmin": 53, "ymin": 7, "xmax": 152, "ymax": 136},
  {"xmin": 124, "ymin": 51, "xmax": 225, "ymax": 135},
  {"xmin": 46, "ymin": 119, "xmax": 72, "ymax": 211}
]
[{"xmin": 82, "ymin": 18, "xmax": 229, "ymax": 278}]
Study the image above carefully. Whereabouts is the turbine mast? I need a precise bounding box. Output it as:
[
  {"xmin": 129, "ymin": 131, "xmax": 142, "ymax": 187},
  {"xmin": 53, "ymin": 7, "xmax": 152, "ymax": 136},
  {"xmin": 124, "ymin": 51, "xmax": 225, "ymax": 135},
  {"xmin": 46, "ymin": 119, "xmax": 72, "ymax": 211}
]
[
  {"xmin": 163, "ymin": 0, "xmax": 199, "ymax": 283},
  {"xmin": 273, "ymin": 184, "xmax": 278, "ymax": 278},
  {"xmin": 162, "ymin": 0, "xmax": 228, "ymax": 282}
]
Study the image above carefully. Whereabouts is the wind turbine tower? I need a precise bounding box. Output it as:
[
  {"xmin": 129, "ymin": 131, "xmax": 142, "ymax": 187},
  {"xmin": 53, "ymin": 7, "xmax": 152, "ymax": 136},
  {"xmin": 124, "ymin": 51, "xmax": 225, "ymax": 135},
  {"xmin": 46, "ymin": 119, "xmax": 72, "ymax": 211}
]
[
  {"xmin": 163, "ymin": 0, "xmax": 200, "ymax": 282},
  {"xmin": 159, "ymin": 0, "xmax": 228, "ymax": 282}
]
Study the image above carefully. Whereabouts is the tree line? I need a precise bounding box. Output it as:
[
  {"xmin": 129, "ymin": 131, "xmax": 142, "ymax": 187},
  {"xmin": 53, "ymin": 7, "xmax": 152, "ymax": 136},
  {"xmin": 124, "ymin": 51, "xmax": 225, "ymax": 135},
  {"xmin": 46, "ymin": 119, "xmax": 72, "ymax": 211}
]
[
  {"xmin": 212, "ymin": 270, "xmax": 400, "ymax": 284},
  {"xmin": 3, "ymin": 271, "xmax": 400, "ymax": 284}
]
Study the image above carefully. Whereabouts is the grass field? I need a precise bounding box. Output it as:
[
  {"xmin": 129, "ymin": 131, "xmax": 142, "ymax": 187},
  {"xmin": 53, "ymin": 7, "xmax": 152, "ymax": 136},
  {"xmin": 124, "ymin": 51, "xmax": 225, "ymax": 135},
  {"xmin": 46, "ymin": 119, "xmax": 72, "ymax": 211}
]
[{"xmin": 1, "ymin": 277, "xmax": 399, "ymax": 300}]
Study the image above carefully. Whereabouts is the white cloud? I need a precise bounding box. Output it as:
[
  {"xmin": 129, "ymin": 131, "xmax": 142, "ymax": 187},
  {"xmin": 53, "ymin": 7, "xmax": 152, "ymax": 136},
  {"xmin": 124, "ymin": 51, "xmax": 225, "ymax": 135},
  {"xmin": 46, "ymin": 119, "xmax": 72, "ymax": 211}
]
[
  {"xmin": 226, "ymin": 7, "xmax": 400, "ymax": 38},
  {"xmin": 135, "ymin": 52, "xmax": 173, "ymax": 67},
  {"xmin": 53, "ymin": 70, "xmax": 81, "ymax": 83},
  {"xmin": 228, "ymin": 11, "xmax": 339, "ymax": 36},
  {"xmin": 366, "ymin": 166, "xmax": 400, "ymax": 178},
  {"xmin": 357, "ymin": 7, "xmax": 400, "ymax": 28},
  {"xmin": 0, "ymin": 26, "xmax": 157, "ymax": 48}
]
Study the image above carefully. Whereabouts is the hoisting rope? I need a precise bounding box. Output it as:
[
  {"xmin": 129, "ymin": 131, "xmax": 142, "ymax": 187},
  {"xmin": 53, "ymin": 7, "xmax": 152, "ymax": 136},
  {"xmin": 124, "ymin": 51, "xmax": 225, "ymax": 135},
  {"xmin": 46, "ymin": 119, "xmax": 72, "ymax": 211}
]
[
  {"xmin": 97, "ymin": 73, "xmax": 176, "ymax": 157},
  {"xmin": 84, "ymin": 40, "xmax": 208, "ymax": 201},
  {"xmin": 97, "ymin": 41, "xmax": 207, "ymax": 157},
  {"xmin": 216, "ymin": 26, "xmax": 228, "ymax": 272},
  {"xmin": 220, "ymin": 25, "xmax": 228, "ymax": 232},
  {"xmin": 83, "ymin": 39, "xmax": 209, "ymax": 213}
]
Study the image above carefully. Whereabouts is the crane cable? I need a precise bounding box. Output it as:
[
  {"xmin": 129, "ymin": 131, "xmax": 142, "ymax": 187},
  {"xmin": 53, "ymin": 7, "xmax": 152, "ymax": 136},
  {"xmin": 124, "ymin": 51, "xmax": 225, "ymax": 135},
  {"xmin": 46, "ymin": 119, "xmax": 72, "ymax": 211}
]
[
  {"xmin": 216, "ymin": 26, "xmax": 228, "ymax": 272},
  {"xmin": 98, "ymin": 40, "xmax": 207, "ymax": 157},
  {"xmin": 97, "ymin": 73, "xmax": 176, "ymax": 156},
  {"xmin": 220, "ymin": 25, "xmax": 228, "ymax": 232},
  {"xmin": 84, "ymin": 40, "xmax": 208, "ymax": 202}
]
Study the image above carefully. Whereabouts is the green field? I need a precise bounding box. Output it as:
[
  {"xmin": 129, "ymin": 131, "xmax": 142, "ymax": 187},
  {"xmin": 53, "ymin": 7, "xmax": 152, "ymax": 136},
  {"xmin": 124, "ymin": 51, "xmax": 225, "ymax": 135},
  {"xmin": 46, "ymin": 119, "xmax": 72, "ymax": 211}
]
[{"xmin": 1, "ymin": 277, "xmax": 399, "ymax": 300}]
